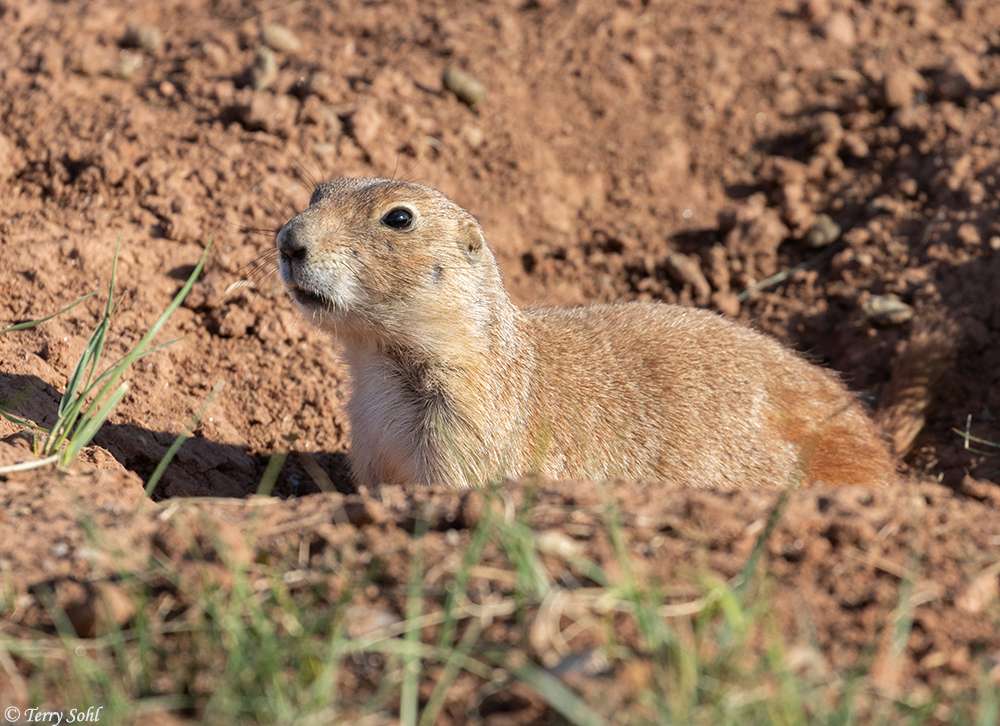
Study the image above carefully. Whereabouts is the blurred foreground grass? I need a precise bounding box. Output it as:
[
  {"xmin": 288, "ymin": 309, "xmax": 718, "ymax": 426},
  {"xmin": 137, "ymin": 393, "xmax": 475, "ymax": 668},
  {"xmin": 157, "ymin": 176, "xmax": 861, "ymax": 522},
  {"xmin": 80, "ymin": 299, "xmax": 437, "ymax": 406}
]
[{"xmin": 1, "ymin": 485, "xmax": 997, "ymax": 726}]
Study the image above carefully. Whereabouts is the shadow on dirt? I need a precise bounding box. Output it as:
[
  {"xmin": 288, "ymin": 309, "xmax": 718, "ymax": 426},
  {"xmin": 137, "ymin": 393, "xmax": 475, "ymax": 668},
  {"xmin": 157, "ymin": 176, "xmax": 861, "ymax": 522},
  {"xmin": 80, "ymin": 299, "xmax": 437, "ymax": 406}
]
[{"xmin": 1, "ymin": 372, "xmax": 354, "ymax": 500}]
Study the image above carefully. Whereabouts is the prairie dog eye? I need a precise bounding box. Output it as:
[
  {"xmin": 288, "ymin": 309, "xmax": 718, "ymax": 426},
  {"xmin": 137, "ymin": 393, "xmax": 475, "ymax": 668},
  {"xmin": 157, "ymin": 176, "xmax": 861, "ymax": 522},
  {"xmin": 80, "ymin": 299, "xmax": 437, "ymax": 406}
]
[{"xmin": 382, "ymin": 207, "xmax": 413, "ymax": 230}]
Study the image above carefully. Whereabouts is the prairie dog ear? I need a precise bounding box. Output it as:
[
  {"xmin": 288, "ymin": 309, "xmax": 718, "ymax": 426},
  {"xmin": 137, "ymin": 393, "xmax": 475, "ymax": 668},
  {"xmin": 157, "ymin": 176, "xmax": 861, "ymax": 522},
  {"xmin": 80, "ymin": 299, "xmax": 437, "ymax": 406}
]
[{"xmin": 459, "ymin": 219, "xmax": 485, "ymax": 260}]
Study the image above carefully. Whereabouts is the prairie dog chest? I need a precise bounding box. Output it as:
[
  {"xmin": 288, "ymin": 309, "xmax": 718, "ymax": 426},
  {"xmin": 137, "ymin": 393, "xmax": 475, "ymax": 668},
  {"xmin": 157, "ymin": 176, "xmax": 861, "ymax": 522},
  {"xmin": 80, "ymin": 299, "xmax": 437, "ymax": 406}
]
[{"xmin": 343, "ymin": 352, "xmax": 440, "ymax": 486}]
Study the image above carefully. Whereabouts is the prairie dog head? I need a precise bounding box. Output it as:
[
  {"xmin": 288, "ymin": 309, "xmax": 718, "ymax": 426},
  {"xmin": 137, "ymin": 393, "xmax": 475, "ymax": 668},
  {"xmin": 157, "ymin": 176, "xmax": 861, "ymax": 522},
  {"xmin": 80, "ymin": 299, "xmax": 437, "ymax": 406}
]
[{"xmin": 277, "ymin": 178, "xmax": 502, "ymax": 353}]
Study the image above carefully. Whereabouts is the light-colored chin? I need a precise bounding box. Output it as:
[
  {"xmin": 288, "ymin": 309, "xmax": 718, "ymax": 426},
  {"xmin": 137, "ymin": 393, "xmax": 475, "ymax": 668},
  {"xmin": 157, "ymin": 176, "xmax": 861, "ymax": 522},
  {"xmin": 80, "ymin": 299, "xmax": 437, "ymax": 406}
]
[{"xmin": 298, "ymin": 303, "xmax": 378, "ymax": 349}]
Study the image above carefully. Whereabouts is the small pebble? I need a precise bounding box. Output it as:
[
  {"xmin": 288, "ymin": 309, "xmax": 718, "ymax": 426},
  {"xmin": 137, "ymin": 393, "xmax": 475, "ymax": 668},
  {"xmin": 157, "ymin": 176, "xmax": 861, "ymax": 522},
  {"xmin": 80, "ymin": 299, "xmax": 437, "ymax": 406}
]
[
  {"xmin": 111, "ymin": 52, "xmax": 143, "ymax": 80},
  {"xmin": 957, "ymin": 223, "xmax": 981, "ymax": 246},
  {"xmin": 442, "ymin": 66, "xmax": 486, "ymax": 108},
  {"xmin": 250, "ymin": 46, "xmax": 278, "ymax": 91},
  {"xmin": 804, "ymin": 214, "xmax": 841, "ymax": 248},
  {"xmin": 260, "ymin": 24, "xmax": 300, "ymax": 54},
  {"xmin": 664, "ymin": 251, "xmax": 711, "ymax": 303},
  {"xmin": 463, "ymin": 125, "xmax": 485, "ymax": 149},
  {"xmin": 862, "ymin": 295, "xmax": 914, "ymax": 326},
  {"xmin": 122, "ymin": 23, "xmax": 162, "ymax": 53}
]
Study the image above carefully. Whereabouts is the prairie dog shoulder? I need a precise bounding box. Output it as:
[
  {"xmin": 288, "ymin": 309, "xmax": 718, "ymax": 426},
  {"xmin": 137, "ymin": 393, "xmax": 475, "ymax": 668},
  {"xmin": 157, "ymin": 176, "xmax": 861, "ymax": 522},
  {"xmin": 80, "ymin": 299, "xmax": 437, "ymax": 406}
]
[{"xmin": 277, "ymin": 177, "xmax": 895, "ymax": 490}]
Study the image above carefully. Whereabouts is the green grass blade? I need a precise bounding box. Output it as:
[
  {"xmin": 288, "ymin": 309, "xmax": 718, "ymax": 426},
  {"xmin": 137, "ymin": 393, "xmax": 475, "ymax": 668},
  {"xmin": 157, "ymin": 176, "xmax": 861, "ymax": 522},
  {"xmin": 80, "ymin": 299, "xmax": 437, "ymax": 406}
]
[
  {"xmin": 502, "ymin": 656, "xmax": 608, "ymax": 726},
  {"xmin": 87, "ymin": 237, "xmax": 122, "ymax": 392},
  {"xmin": 0, "ymin": 290, "xmax": 96, "ymax": 334},
  {"xmin": 91, "ymin": 337, "xmax": 186, "ymax": 390},
  {"xmin": 401, "ymin": 518, "xmax": 428, "ymax": 726},
  {"xmin": 0, "ymin": 408, "xmax": 45, "ymax": 432},
  {"xmin": 256, "ymin": 435, "xmax": 293, "ymax": 497},
  {"xmin": 140, "ymin": 379, "xmax": 226, "ymax": 505},
  {"xmin": 56, "ymin": 336, "xmax": 185, "ymax": 454},
  {"xmin": 420, "ymin": 619, "xmax": 483, "ymax": 726},
  {"xmin": 975, "ymin": 667, "xmax": 999, "ymax": 726},
  {"xmin": 58, "ymin": 240, "xmax": 123, "ymax": 422},
  {"xmin": 47, "ymin": 241, "xmax": 125, "ymax": 454},
  {"xmin": 51, "ymin": 312, "xmax": 112, "ymax": 449},
  {"xmin": 55, "ymin": 241, "xmax": 211, "ymax": 463},
  {"xmin": 438, "ymin": 505, "xmax": 493, "ymax": 648},
  {"xmin": 62, "ymin": 382, "xmax": 129, "ymax": 464},
  {"xmin": 735, "ymin": 490, "xmax": 788, "ymax": 601},
  {"xmin": 0, "ymin": 378, "xmax": 43, "ymax": 426}
]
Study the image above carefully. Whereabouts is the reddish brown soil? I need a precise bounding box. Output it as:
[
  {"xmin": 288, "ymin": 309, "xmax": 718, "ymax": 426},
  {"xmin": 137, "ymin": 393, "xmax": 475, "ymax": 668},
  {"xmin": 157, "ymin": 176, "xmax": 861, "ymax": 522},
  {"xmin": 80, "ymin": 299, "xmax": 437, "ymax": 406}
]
[{"xmin": 2, "ymin": 0, "xmax": 1000, "ymax": 720}]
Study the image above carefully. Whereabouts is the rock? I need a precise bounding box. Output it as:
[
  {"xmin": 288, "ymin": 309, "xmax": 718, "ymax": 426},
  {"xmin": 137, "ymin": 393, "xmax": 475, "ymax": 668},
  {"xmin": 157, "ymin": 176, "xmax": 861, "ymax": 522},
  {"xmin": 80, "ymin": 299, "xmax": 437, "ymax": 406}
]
[
  {"xmin": 260, "ymin": 24, "xmax": 300, "ymax": 54},
  {"xmin": 208, "ymin": 304, "xmax": 256, "ymax": 338},
  {"xmin": 121, "ymin": 23, "xmax": 163, "ymax": 53},
  {"xmin": 111, "ymin": 52, "xmax": 143, "ymax": 80},
  {"xmin": 462, "ymin": 124, "xmax": 485, "ymax": 149},
  {"xmin": 442, "ymin": 66, "xmax": 486, "ymax": 108},
  {"xmin": 664, "ymin": 251, "xmax": 711, "ymax": 304},
  {"xmin": 804, "ymin": 214, "xmax": 841, "ymax": 248},
  {"xmin": 182, "ymin": 276, "xmax": 227, "ymax": 311},
  {"xmin": 726, "ymin": 208, "xmax": 789, "ymax": 280},
  {"xmin": 249, "ymin": 46, "xmax": 278, "ymax": 91},
  {"xmin": 862, "ymin": 295, "xmax": 914, "ymax": 326}
]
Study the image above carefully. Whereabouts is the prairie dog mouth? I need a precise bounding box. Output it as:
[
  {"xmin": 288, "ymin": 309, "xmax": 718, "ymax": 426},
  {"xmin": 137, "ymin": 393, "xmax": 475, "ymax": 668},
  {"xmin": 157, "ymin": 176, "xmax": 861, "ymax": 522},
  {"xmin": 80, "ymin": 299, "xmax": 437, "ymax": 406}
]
[{"xmin": 287, "ymin": 283, "xmax": 330, "ymax": 310}]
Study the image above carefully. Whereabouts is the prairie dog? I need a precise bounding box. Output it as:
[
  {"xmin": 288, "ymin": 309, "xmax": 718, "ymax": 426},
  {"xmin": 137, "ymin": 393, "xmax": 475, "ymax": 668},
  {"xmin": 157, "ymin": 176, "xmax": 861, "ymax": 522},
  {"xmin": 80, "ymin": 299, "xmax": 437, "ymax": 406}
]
[{"xmin": 276, "ymin": 177, "xmax": 895, "ymax": 490}]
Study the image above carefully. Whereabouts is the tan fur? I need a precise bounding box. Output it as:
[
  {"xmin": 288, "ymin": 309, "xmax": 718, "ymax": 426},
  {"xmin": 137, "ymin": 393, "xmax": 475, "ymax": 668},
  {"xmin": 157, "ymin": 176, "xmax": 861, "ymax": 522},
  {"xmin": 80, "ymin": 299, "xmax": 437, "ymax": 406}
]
[{"xmin": 277, "ymin": 177, "xmax": 896, "ymax": 490}]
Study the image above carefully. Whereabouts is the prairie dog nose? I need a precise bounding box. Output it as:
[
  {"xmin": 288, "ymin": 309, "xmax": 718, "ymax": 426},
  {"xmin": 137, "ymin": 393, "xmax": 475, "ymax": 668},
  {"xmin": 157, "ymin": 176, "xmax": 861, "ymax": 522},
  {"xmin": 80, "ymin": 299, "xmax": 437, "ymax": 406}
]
[{"xmin": 277, "ymin": 217, "xmax": 309, "ymax": 262}]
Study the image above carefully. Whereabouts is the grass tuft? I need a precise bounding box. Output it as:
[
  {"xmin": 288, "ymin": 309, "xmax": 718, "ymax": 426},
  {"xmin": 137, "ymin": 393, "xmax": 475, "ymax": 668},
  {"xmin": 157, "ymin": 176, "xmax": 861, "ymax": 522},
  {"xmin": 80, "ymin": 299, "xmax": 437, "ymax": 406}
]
[{"xmin": 0, "ymin": 238, "xmax": 210, "ymax": 472}]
